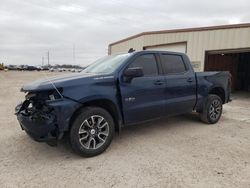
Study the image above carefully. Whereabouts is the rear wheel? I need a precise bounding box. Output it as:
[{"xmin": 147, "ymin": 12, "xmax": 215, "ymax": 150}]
[
  {"xmin": 70, "ymin": 107, "xmax": 114, "ymax": 157},
  {"xmin": 199, "ymin": 94, "xmax": 223, "ymax": 124}
]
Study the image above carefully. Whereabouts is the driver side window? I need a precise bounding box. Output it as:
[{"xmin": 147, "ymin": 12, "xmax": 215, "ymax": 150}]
[{"xmin": 128, "ymin": 54, "xmax": 158, "ymax": 76}]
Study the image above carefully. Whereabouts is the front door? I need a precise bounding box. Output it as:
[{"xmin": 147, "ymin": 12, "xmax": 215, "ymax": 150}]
[{"xmin": 119, "ymin": 54, "xmax": 166, "ymax": 124}]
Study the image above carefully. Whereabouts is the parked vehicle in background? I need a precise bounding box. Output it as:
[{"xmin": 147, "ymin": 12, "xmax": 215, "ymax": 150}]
[
  {"xmin": 41, "ymin": 66, "xmax": 49, "ymax": 71},
  {"xmin": 73, "ymin": 68, "xmax": 83, "ymax": 72},
  {"xmin": 17, "ymin": 65, "xmax": 25, "ymax": 71},
  {"xmin": 26, "ymin": 66, "xmax": 38, "ymax": 71},
  {"xmin": 15, "ymin": 51, "xmax": 231, "ymax": 157},
  {"xmin": 36, "ymin": 66, "xmax": 42, "ymax": 71},
  {"xmin": 6, "ymin": 65, "xmax": 18, "ymax": 70},
  {"xmin": 4, "ymin": 65, "xmax": 43, "ymax": 71}
]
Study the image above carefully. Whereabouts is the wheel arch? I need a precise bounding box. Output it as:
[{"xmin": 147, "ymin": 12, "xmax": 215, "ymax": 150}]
[
  {"xmin": 209, "ymin": 87, "xmax": 226, "ymax": 103},
  {"xmin": 69, "ymin": 98, "xmax": 122, "ymax": 133}
]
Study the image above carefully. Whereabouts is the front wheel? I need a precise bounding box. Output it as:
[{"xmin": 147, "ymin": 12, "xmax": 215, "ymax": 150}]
[
  {"xmin": 199, "ymin": 94, "xmax": 223, "ymax": 124},
  {"xmin": 70, "ymin": 107, "xmax": 115, "ymax": 157}
]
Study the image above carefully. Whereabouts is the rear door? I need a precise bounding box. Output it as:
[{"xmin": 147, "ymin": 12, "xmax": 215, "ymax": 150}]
[
  {"xmin": 159, "ymin": 53, "xmax": 196, "ymax": 115},
  {"xmin": 119, "ymin": 53, "xmax": 166, "ymax": 124}
]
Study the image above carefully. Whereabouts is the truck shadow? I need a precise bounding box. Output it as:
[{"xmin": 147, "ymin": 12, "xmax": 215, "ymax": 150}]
[
  {"xmin": 59, "ymin": 112, "xmax": 202, "ymax": 157},
  {"xmin": 15, "ymin": 112, "xmax": 203, "ymax": 160},
  {"xmin": 118, "ymin": 112, "xmax": 201, "ymax": 136}
]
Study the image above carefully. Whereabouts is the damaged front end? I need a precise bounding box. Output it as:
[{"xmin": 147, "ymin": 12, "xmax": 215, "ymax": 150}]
[{"xmin": 15, "ymin": 89, "xmax": 63, "ymax": 143}]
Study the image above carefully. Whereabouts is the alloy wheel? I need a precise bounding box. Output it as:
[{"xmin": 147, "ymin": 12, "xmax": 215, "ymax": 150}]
[
  {"xmin": 78, "ymin": 115, "xmax": 109, "ymax": 150},
  {"xmin": 209, "ymin": 99, "xmax": 222, "ymax": 121}
]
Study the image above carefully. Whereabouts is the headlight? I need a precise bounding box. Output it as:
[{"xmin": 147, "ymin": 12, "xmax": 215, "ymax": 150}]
[
  {"xmin": 25, "ymin": 93, "xmax": 36, "ymax": 100},
  {"xmin": 49, "ymin": 94, "xmax": 56, "ymax": 101},
  {"xmin": 25, "ymin": 88, "xmax": 63, "ymax": 102},
  {"xmin": 47, "ymin": 88, "xmax": 63, "ymax": 101}
]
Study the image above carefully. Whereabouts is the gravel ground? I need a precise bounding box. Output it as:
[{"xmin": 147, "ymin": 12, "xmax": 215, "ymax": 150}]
[{"xmin": 0, "ymin": 71, "xmax": 250, "ymax": 188}]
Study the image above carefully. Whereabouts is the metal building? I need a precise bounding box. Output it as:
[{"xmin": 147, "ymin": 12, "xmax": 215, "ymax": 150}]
[{"xmin": 109, "ymin": 23, "xmax": 250, "ymax": 91}]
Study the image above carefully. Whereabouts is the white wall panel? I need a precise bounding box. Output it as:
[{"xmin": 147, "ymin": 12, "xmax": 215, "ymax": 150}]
[
  {"xmin": 145, "ymin": 43, "xmax": 186, "ymax": 53},
  {"xmin": 110, "ymin": 26, "xmax": 250, "ymax": 71}
]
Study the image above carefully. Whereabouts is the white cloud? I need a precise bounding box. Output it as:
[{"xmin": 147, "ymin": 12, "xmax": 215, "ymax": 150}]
[
  {"xmin": 59, "ymin": 4, "xmax": 85, "ymax": 13},
  {"xmin": 229, "ymin": 18, "xmax": 241, "ymax": 24}
]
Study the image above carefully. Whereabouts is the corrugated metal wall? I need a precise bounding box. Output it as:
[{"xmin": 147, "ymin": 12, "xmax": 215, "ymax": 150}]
[{"xmin": 110, "ymin": 27, "xmax": 250, "ymax": 71}]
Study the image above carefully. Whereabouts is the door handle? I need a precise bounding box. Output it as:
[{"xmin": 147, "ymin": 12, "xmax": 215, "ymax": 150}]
[
  {"xmin": 187, "ymin": 78, "xmax": 193, "ymax": 83},
  {"xmin": 154, "ymin": 80, "xmax": 164, "ymax": 85}
]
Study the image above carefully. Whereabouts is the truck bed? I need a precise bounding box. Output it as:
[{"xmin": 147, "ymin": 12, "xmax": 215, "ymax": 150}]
[{"xmin": 194, "ymin": 71, "xmax": 231, "ymax": 111}]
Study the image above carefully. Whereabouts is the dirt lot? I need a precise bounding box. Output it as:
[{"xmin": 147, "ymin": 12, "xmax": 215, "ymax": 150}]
[{"xmin": 0, "ymin": 71, "xmax": 250, "ymax": 188}]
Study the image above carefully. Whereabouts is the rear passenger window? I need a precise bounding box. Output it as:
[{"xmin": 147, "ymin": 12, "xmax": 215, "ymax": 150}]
[
  {"xmin": 128, "ymin": 54, "xmax": 158, "ymax": 76},
  {"xmin": 161, "ymin": 54, "xmax": 186, "ymax": 74}
]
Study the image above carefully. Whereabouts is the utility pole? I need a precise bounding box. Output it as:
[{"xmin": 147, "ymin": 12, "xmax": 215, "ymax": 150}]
[
  {"xmin": 47, "ymin": 51, "xmax": 50, "ymax": 67},
  {"xmin": 42, "ymin": 56, "xmax": 44, "ymax": 66},
  {"xmin": 73, "ymin": 44, "xmax": 76, "ymax": 64}
]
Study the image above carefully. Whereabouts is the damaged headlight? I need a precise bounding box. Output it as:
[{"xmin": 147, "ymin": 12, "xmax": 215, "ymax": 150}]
[
  {"xmin": 17, "ymin": 88, "xmax": 63, "ymax": 115},
  {"xmin": 25, "ymin": 93, "xmax": 36, "ymax": 100},
  {"xmin": 49, "ymin": 94, "xmax": 56, "ymax": 101},
  {"xmin": 47, "ymin": 88, "xmax": 63, "ymax": 101},
  {"xmin": 25, "ymin": 88, "xmax": 63, "ymax": 103}
]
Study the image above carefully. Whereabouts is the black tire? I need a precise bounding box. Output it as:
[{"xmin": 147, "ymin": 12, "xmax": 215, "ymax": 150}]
[
  {"xmin": 199, "ymin": 94, "xmax": 223, "ymax": 124},
  {"xmin": 70, "ymin": 107, "xmax": 115, "ymax": 157}
]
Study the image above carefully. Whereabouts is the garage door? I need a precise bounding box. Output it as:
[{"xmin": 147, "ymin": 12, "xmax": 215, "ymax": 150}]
[
  {"xmin": 205, "ymin": 49, "xmax": 250, "ymax": 91},
  {"xmin": 145, "ymin": 43, "xmax": 187, "ymax": 53}
]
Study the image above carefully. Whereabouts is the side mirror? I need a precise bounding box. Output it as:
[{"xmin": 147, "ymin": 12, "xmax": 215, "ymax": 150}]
[{"xmin": 123, "ymin": 67, "xmax": 144, "ymax": 82}]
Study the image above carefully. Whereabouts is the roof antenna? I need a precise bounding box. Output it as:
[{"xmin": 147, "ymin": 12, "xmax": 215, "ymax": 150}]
[{"xmin": 128, "ymin": 48, "xmax": 135, "ymax": 53}]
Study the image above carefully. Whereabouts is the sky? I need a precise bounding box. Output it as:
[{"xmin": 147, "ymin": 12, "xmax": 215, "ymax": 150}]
[{"xmin": 1, "ymin": 0, "xmax": 250, "ymax": 66}]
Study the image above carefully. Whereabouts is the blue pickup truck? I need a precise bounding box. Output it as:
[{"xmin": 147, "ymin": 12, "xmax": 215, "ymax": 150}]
[{"xmin": 15, "ymin": 51, "xmax": 231, "ymax": 157}]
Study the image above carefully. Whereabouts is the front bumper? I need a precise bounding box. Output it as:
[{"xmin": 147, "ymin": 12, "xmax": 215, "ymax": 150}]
[
  {"xmin": 15, "ymin": 98, "xmax": 80, "ymax": 142},
  {"xmin": 16, "ymin": 102, "xmax": 58, "ymax": 142}
]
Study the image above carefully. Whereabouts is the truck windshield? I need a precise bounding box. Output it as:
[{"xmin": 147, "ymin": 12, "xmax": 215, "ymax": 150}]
[{"xmin": 82, "ymin": 53, "xmax": 131, "ymax": 74}]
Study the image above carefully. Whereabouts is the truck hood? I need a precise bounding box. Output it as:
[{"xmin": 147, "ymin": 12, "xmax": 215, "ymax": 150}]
[{"xmin": 21, "ymin": 72, "xmax": 103, "ymax": 92}]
